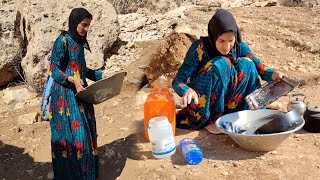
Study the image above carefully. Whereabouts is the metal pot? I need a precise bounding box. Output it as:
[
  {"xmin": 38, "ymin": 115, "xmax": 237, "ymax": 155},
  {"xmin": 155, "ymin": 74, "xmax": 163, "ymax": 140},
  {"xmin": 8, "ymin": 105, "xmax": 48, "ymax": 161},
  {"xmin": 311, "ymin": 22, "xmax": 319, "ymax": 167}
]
[
  {"xmin": 257, "ymin": 110, "xmax": 304, "ymax": 134},
  {"xmin": 287, "ymin": 93, "xmax": 306, "ymax": 116},
  {"xmin": 303, "ymin": 105, "xmax": 320, "ymax": 133}
]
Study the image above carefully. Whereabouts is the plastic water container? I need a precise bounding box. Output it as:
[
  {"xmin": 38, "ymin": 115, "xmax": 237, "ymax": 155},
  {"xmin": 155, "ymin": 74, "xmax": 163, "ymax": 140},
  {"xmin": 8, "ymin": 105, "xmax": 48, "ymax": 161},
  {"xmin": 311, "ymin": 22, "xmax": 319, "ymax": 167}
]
[
  {"xmin": 144, "ymin": 87, "xmax": 176, "ymax": 141},
  {"xmin": 148, "ymin": 116, "xmax": 176, "ymax": 158},
  {"xmin": 179, "ymin": 138, "xmax": 203, "ymax": 165}
]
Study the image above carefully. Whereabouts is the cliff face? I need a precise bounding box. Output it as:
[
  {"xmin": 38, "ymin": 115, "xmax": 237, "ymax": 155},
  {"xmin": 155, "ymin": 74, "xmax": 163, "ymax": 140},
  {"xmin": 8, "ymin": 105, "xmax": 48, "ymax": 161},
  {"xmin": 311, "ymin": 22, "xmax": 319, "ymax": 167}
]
[
  {"xmin": 0, "ymin": 0, "xmax": 23, "ymax": 86},
  {"xmin": 0, "ymin": 0, "xmax": 319, "ymax": 93}
]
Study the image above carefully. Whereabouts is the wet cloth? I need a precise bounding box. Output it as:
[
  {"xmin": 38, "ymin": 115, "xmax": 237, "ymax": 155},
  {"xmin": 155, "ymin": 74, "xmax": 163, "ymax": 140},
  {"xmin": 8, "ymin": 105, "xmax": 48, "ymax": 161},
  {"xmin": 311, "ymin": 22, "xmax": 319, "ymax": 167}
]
[
  {"xmin": 49, "ymin": 33, "xmax": 102, "ymax": 179},
  {"xmin": 172, "ymin": 39, "xmax": 275, "ymax": 129}
]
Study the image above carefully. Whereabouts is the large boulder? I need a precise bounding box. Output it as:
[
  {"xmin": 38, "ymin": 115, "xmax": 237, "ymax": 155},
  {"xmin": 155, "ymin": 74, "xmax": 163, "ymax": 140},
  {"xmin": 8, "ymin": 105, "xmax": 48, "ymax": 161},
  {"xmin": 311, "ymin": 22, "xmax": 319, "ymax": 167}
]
[
  {"xmin": 145, "ymin": 32, "xmax": 193, "ymax": 87},
  {"xmin": 18, "ymin": 0, "xmax": 119, "ymax": 93},
  {"xmin": 108, "ymin": 0, "xmax": 193, "ymax": 15},
  {"xmin": 0, "ymin": 0, "xmax": 25, "ymax": 86},
  {"xmin": 278, "ymin": 0, "xmax": 319, "ymax": 7}
]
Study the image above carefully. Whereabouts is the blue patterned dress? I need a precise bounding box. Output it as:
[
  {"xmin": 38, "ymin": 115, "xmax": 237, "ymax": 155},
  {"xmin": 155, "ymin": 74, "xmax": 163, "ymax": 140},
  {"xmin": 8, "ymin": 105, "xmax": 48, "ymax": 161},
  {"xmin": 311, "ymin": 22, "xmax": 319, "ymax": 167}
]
[
  {"xmin": 172, "ymin": 39, "xmax": 275, "ymax": 129},
  {"xmin": 48, "ymin": 34, "xmax": 102, "ymax": 179}
]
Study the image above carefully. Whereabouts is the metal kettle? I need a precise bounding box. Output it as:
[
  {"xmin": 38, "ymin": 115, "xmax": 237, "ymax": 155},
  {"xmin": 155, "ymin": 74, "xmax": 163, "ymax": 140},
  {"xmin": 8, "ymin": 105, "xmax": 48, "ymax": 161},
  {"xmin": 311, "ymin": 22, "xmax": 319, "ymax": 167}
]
[{"xmin": 287, "ymin": 93, "xmax": 306, "ymax": 116}]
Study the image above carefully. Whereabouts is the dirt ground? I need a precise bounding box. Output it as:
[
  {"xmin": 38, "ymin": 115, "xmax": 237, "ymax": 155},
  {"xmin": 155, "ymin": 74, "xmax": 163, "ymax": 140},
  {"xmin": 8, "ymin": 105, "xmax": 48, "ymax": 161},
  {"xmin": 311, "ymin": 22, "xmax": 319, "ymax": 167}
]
[{"xmin": 1, "ymin": 6, "xmax": 320, "ymax": 180}]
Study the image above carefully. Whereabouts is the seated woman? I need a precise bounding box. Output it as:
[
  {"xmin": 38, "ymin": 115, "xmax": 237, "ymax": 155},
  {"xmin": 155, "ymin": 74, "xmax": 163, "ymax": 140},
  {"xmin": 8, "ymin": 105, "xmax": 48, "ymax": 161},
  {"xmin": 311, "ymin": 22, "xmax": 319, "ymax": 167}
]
[{"xmin": 172, "ymin": 9, "xmax": 285, "ymax": 131}]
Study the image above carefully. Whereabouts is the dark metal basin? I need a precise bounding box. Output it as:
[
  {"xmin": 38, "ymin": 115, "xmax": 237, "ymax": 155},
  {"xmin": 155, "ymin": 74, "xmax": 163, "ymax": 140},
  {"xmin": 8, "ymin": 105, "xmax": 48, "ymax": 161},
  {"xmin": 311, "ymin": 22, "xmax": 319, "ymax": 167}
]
[{"xmin": 75, "ymin": 72, "xmax": 127, "ymax": 104}]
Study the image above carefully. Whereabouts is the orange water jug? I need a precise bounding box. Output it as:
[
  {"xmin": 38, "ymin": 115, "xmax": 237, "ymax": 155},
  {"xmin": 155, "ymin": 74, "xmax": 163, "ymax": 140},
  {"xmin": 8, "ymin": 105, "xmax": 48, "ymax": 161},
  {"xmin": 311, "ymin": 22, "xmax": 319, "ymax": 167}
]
[{"xmin": 144, "ymin": 87, "xmax": 176, "ymax": 141}]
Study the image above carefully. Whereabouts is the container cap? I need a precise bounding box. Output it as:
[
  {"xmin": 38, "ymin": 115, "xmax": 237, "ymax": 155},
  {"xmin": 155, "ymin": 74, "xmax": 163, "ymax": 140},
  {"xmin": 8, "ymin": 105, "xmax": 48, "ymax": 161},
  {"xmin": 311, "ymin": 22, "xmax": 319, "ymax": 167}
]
[{"xmin": 148, "ymin": 116, "xmax": 169, "ymax": 127}]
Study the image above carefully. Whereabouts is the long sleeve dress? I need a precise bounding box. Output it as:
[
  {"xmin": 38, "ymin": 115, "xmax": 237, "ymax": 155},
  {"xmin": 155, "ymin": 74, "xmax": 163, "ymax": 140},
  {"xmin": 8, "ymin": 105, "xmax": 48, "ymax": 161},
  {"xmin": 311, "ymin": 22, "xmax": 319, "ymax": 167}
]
[
  {"xmin": 172, "ymin": 38, "xmax": 275, "ymax": 129},
  {"xmin": 48, "ymin": 33, "xmax": 102, "ymax": 179}
]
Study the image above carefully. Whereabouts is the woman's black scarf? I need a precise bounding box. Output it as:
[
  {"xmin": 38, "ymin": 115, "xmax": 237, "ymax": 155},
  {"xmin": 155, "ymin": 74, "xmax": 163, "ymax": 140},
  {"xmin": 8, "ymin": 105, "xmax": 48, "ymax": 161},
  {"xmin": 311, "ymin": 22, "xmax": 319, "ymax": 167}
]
[
  {"xmin": 66, "ymin": 8, "xmax": 92, "ymax": 52},
  {"xmin": 201, "ymin": 9, "xmax": 242, "ymax": 63}
]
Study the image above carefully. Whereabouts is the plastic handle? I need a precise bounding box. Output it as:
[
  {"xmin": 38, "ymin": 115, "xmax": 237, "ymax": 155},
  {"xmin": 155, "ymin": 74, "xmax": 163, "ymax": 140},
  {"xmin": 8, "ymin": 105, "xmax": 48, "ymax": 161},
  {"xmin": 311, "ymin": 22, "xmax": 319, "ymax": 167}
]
[
  {"xmin": 152, "ymin": 87, "xmax": 159, "ymax": 93},
  {"xmin": 289, "ymin": 93, "xmax": 306, "ymax": 102},
  {"xmin": 292, "ymin": 93, "xmax": 305, "ymax": 97},
  {"xmin": 152, "ymin": 87, "xmax": 169, "ymax": 94}
]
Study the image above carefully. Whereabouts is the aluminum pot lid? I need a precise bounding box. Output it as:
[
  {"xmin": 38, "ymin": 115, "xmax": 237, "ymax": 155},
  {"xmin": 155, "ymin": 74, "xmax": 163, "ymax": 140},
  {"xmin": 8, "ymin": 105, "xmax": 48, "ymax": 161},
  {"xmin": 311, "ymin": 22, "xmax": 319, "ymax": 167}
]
[
  {"xmin": 289, "ymin": 98, "xmax": 306, "ymax": 107},
  {"xmin": 306, "ymin": 105, "xmax": 320, "ymax": 113}
]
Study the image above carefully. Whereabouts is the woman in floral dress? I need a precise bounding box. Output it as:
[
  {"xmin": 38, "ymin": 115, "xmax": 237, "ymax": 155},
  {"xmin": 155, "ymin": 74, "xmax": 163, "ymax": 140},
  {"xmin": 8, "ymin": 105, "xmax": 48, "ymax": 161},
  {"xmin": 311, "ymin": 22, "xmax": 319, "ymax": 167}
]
[
  {"xmin": 47, "ymin": 8, "xmax": 107, "ymax": 179},
  {"xmin": 172, "ymin": 9, "xmax": 286, "ymax": 131}
]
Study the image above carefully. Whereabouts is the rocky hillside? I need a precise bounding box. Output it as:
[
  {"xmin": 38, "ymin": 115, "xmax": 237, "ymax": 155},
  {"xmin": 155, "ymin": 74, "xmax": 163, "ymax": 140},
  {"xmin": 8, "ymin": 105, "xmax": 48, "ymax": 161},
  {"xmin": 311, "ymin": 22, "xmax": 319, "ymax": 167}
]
[{"xmin": 1, "ymin": 0, "xmax": 319, "ymax": 94}]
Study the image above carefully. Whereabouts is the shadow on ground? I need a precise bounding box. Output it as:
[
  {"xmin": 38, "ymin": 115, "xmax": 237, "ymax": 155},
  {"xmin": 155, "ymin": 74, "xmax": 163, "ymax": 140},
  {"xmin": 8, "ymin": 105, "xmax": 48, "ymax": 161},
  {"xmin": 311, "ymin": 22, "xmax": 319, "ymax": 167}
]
[
  {"xmin": 170, "ymin": 129, "xmax": 267, "ymax": 166},
  {"xmin": 98, "ymin": 132, "xmax": 152, "ymax": 180},
  {"xmin": 0, "ymin": 140, "xmax": 51, "ymax": 180}
]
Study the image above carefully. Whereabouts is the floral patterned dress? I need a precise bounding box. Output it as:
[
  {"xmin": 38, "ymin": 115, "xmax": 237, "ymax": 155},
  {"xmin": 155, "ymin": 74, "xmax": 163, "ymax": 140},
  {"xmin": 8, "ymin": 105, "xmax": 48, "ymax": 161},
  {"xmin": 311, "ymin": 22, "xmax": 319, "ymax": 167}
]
[
  {"xmin": 172, "ymin": 39, "xmax": 275, "ymax": 129},
  {"xmin": 48, "ymin": 33, "xmax": 102, "ymax": 179}
]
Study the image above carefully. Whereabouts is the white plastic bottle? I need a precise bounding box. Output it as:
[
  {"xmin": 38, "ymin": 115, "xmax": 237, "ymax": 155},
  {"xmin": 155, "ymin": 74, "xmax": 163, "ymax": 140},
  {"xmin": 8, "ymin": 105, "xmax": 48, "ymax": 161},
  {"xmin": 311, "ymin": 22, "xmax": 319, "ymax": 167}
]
[{"xmin": 147, "ymin": 116, "xmax": 176, "ymax": 158}]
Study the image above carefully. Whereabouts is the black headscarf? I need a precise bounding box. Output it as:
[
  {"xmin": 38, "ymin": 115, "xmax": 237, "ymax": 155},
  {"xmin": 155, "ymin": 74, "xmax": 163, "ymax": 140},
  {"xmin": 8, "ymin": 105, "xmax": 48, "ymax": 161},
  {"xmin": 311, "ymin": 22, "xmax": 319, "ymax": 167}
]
[
  {"xmin": 67, "ymin": 8, "xmax": 92, "ymax": 52},
  {"xmin": 201, "ymin": 9, "xmax": 242, "ymax": 63}
]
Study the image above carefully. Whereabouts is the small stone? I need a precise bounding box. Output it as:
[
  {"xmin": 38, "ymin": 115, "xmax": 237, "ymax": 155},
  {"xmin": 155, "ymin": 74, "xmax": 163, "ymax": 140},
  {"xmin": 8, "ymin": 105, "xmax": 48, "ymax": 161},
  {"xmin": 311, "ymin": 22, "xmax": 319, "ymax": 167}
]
[
  {"xmin": 259, "ymin": 156, "xmax": 266, "ymax": 160},
  {"xmin": 129, "ymin": 79, "xmax": 142, "ymax": 84},
  {"xmin": 299, "ymin": 79, "xmax": 307, "ymax": 86},
  {"xmin": 0, "ymin": 143, "xmax": 6, "ymax": 149},
  {"xmin": 126, "ymin": 41, "xmax": 135, "ymax": 49},
  {"xmin": 270, "ymin": 151, "xmax": 278, "ymax": 155},
  {"xmin": 139, "ymin": 65, "xmax": 148, "ymax": 69},
  {"xmin": 26, "ymin": 169, "xmax": 34, "ymax": 175},
  {"xmin": 170, "ymin": 175, "xmax": 177, "ymax": 180},
  {"xmin": 293, "ymin": 134, "xmax": 300, "ymax": 138},
  {"xmin": 247, "ymin": 167, "xmax": 254, "ymax": 171},
  {"xmin": 47, "ymin": 171, "xmax": 54, "ymax": 179},
  {"xmin": 141, "ymin": 155, "xmax": 148, "ymax": 160},
  {"xmin": 173, "ymin": 165, "xmax": 180, "ymax": 169},
  {"xmin": 221, "ymin": 172, "xmax": 229, "ymax": 176},
  {"xmin": 233, "ymin": 162, "xmax": 240, "ymax": 167},
  {"xmin": 18, "ymin": 112, "xmax": 38, "ymax": 125},
  {"xmin": 113, "ymin": 101, "xmax": 119, "ymax": 107},
  {"xmin": 315, "ymin": 142, "xmax": 319, "ymax": 146},
  {"xmin": 120, "ymin": 127, "xmax": 129, "ymax": 131},
  {"xmin": 155, "ymin": 168, "xmax": 163, "ymax": 172}
]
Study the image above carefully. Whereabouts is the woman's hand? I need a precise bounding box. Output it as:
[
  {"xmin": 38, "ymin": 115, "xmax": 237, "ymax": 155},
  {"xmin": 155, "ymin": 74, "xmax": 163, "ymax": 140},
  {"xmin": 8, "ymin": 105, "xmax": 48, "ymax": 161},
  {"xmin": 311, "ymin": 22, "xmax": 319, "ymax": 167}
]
[
  {"xmin": 68, "ymin": 76, "xmax": 85, "ymax": 93},
  {"xmin": 272, "ymin": 71, "xmax": 286, "ymax": 81},
  {"xmin": 181, "ymin": 88, "xmax": 199, "ymax": 108},
  {"xmin": 101, "ymin": 73, "xmax": 109, "ymax": 79}
]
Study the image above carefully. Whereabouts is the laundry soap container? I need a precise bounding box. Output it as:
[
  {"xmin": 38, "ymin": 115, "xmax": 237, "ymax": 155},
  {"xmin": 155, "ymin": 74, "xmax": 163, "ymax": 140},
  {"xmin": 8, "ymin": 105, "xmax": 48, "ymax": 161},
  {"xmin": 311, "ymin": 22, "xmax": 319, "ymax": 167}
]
[
  {"xmin": 148, "ymin": 116, "xmax": 176, "ymax": 158},
  {"xmin": 144, "ymin": 87, "xmax": 176, "ymax": 141}
]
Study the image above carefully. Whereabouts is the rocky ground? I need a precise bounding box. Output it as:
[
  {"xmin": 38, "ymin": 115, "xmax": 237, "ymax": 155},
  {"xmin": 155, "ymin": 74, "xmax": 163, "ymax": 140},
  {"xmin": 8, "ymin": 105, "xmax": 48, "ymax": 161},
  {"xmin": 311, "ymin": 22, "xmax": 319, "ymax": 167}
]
[{"xmin": 1, "ymin": 4, "xmax": 320, "ymax": 180}]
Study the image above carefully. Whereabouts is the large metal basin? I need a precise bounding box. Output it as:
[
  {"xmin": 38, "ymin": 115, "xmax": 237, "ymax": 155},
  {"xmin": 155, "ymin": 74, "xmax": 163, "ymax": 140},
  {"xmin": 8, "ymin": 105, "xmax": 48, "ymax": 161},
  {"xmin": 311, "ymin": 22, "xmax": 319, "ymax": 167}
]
[
  {"xmin": 215, "ymin": 109, "xmax": 305, "ymax": 152},
  {"xmin": 75, "ymin": 72, "xmax": 127, "ymax": 104}
]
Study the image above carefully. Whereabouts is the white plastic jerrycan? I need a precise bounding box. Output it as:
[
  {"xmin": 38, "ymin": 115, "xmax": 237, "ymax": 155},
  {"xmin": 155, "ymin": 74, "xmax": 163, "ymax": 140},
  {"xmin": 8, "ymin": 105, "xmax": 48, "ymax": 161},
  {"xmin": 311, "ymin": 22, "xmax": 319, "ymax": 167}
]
[{"xmin": 147, "ymin": 116, "xmax": 176, "ymax": 158}]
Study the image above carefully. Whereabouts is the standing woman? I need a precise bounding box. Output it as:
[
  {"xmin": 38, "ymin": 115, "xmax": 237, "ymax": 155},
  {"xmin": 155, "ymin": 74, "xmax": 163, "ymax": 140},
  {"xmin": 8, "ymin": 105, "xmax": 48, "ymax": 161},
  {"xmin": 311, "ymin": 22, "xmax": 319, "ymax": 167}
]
[
  {"xmin": 172, "ymin": 9, "xmax": 285, "ymax": 131},
  {"xmin": 48, "ymin": 8, "xmax": 107, "ymax": 179}
]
